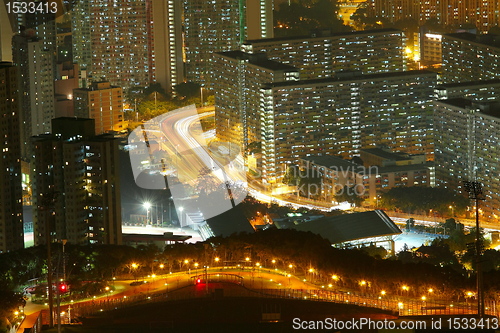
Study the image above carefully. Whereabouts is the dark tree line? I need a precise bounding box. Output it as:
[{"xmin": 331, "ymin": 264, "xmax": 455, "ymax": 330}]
[
  {"xmin": 380, "ymin": 186, "xmax": 469, "ymax": 217},
  {"xmin": 274, "ymin": 0, "xmax": 349, "ymax": 38}
]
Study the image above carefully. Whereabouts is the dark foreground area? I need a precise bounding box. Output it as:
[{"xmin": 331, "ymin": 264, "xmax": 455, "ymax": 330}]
[{"xmin": 41, "ymin": 294, "xmax": 498, "ymax": 333}]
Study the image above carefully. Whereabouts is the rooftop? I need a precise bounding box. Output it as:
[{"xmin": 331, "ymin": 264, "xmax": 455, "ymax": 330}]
[
  {"xmin": 377, "ymin": 162, "xmax": 434, "ymax": 174},
  {"xmin": 360, "ymin": 148, "xmax": 409, "ymax": 161},
  {"xmin": 261, "ymin": 70, "xmax": 436, "ymax": 89},
  {"xmin": 205, "ymin": 208, "xmax": 255, "ymax": 238},
  {"xmin": 300, "ymin": 155, "xmax": 365, "ymax": 173},
  {"xmin": 215, "ymin": 51, "xmax": 298, "ymax": 71},
  {"xmin": 293, "ymin": 210, "xmax": 401, "ymax": 244},
  {"xmin": 244, "ymin": 28, "xmax": 402, "ymax": 44},
  {"xmin": 0, "ymin": 61, "xmax": 13, "ymax": 69},
  {"xmin": 436, "ymin": 78, "xmax": 500, "ymax": 89},
  {"xmin": 444, "ymin": 32, "xmax": 500, "ymax": 49},
  {"xmin": 435, "ymin": 98, "xmax": 474, "ymax": 109}
]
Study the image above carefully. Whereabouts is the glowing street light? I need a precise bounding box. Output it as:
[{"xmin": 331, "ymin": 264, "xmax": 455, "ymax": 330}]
[
  {"xmin": 332, "ymin": 275, "xmax": 338, "ymax": 281},
  {"xmin": 428, "ymin": 288, "xmax": 433, "ymax": 293},
  {"xmin": 381, "ymin": 290, "xmax": 386, "ymax": 295},
  {"xmin": 179, "ymin": 206, "xmax": 184, "ymax": 227},
  {"xmin": 144, "ymin": 202, "xmax": 151, "ymax": 225}
]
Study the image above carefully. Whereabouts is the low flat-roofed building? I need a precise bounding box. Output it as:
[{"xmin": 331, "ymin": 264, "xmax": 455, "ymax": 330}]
[
  {"xmin": 359, "ymin": 148, "xmax": 426, "ymax": 168},
  {"xmin": 123, "ymin": 232, "xmax": 192, "ymax": 248},
  {"xmin": 198, "ymin": 208, "xmax": 255, "ymax": 241},
  {"xmin": 291, "ymin": 210, "xmax": 401, "ymax": 254}
]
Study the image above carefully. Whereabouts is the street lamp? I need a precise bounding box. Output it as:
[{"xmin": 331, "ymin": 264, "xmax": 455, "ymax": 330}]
[
  {"xmin": 463, "ymin": 180, "xmax": 485, "ymax": 317},
  {"xmin": 144, "ymin": 202, "xmax": 151, "ymax": 225},
  {"xmin": 200, "ymin": 87, "xmax": 203, "ymax": 107},
  {"xmin": 449, "ymin": 205, "xmax": 454, "ymax": 217}
]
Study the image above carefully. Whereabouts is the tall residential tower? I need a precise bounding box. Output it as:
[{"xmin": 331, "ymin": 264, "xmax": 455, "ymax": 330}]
[{"xmin": 0, "ymin": 62, "xmax": 24, "ymax": 252}]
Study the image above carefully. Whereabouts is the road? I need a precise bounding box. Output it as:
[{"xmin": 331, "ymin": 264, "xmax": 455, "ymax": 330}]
[
  {"xmin": 19, "ymin": 267, "xmax": 491, "ymax": 330},
  {"xmin": 128, "ymin": 105, "xmax": 347, "ymax": 212}
]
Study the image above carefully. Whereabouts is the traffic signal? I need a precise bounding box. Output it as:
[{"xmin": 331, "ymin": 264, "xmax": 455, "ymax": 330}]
[{"xmin": 59, "ymin": 283, "xmax": 67, "ymax": 293}]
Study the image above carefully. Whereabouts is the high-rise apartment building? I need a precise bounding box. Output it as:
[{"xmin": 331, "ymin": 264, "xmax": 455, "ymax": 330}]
[
  {"xmin": 241, "ymin": 28, "xmax": 406, "ymax": 80},
  {"xmin": 153, "ymin": 0, "xmax": 184, "ymax": 92},
  {"xmin": 184, "ymin": 0, "xmax": 244, "ymax": 89},
  {"xmin": 246, "ymin": 0, "xmax": 273, "ymax": 40},
  {"xmin": 434, "ymin": 98, "xmax": 500, "ymax": 220},
  {"xmin": 12, "ymin": 34, "xmax": 55, "ymax": 159},
  {"xmin": 435, "ymin": 79, "xmax": 500, "ymax": 101},
  {"xmin": 442, "ymin": 33, "xmax": 500, "ymax": 84},
  {"xmin": 184, "ymin": 0, "xmax": 274, "ymax": 89},
  {"xmin": 0, "ymin": 62, "xmax": 24, "ymax": 253},
  {"xmin": 33, "ymin": 118, "xmax": 122, "ymax": 245},
  {"xmin": 89, "ymin": 0, "xmax": 154, "ymax": 88},
  {"xmin": 256, "ymin": 71, "xmax": 436, "ymax": 182},
  {"xmin": 72, "ymin": 0, "xmax": 183, "ymax": 92},
  {"xmin": 0, "ymin": 5, "xmax": 14, "ymax": 62},
  {"xmin": 73, "ymin": 81, "xmax": 124, "ymax": 134},
  {"xmin": 72, "ymin": 0, "xmax": 91, "ymax": 82},
  {"xmin": 213, "ymin": 51, "xmax": 299, "ymax": 151},
  {"xmin": 367, "ymin": 0, "xmax": 499, "ymax": 32}
]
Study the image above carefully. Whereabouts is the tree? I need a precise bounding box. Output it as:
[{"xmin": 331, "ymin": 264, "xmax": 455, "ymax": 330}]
[
  {"xmin": 144, "ymin": 83, "xmax": 166, "ymax": 97},
  {"xmin": 174, "ymin": 82, "xmax": 201, "ymax": 99},
  {"xmin": 336, "ymin": 185, "xmax": 364, "ymax": 207},
  {"xmin": 489, "ymin": 26, "xmax": 500, "ymax": 36},
  {"xmin": 247, "ymin": 141, "xmax": 261, "ymax": 155}
]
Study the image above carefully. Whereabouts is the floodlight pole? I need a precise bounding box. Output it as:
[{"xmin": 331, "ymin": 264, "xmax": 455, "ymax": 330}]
[{"xmin": 464, "ymin": 180, "xmax": 485, "ymax": 317}]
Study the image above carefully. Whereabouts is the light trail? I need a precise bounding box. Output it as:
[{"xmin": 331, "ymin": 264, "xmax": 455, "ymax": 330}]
[{"xmin": 173, "ymin": 110, "xmax": 349, "ymax": 212}]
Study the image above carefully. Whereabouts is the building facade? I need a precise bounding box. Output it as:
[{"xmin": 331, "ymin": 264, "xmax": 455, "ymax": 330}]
[
  {"xmin": 12, "ymin": 34, "xmax": 55, "ymax": 159},
  {"xmin": 152, "ymin": 0, "xmax": 184, "ymax": 93},
  {"xmin": 258, "ymin": 70, "xmax": 436, "ymax": 182},
  {"xmin": 213, "ymin": 51, "xmax": 299, "ymax": 151},
  {"xmin": 184, "ymin": 0, "xmax": 244, "ymax": 89},
  {"xmin": 434, "ymin": 98, "xmax": 500, "ymax": 220},
  {"xmin": 184, "ymin": 0, "xmax": 274, "ymax": 89},
  {"xmin": 366, "ymin": 0, "xmax": 499, "ymax": 32},
  {"xmin": 0, "ymin": 63, "xmax": 24, "ymax": 252},
  {"xmin": 442, "ymin": 33, "xmax": 500, "ymax": 84},
  {"xmin": 33, "ymin": 118, "xmax": 122, "ymax": 245},
  {"xmin": 242, "ymin": 28, "xmax": 407, "ymax": 80},
  {"xmin": 298, "ymin": 155, "xmax": 434, "ymax": 205},
  {"xmin": 72, "ymin": 0, "xmax": 182, "ymax": 92},
  {"xmin": 73, "ymin": 81, "xmax": 124, "ymax": 134},
  {"xmin": 246, "ymin": 0, "xmax": 273, "ymax": 40}
]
